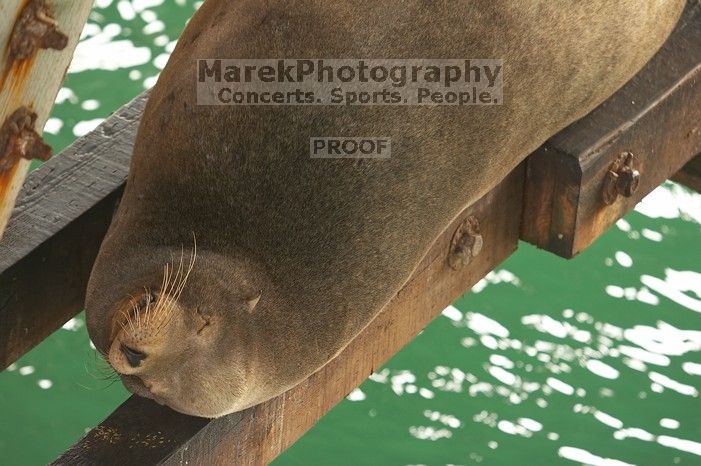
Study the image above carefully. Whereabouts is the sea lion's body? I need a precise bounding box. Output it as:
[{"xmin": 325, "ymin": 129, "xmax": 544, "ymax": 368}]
[{"xmin": 86, "ymin": 0, "xmax": 685, "ymax": 417}]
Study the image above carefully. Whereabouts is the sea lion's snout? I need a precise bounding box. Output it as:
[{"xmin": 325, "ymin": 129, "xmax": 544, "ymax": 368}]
[
  {"xmin": 104, "ymin": 287, "xmax": 201, "ymax": 411},
  {"xmin": 105, "ymin": 289, "xmax": 171, "ymax": 375},
  {"xmin": 107, "ymin": 319, "xmax": 157, "ymax": 376},
  {"xmin": 87, "ymin": 244, "xmax": 268, "ymax": 417}
]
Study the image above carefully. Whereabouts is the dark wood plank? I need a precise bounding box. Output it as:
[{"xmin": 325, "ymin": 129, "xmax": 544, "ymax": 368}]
[
  {"xmin": 521, "ymin": 1, "xmax": 701, "ymax": 257},
  {"xmin": 54, "ymin": 165, "xmax": 524, "ymax": 466},
  {"xmin": 52, "ymin": 396, "xmax": 211, "ymax": 466},
  {"xmin": 0, "ymin": 92, "xmax": 147, "ymax": 370}
]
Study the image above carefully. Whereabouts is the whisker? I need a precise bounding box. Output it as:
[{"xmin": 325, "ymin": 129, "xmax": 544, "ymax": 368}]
[
  {"xmin": 154, "ymin": 235, "xmax": 197, "ymax": 336},
  {"xmin": 172, "ymin": 237, "xmax": 197, "ymax": 308},
  {"xmin": 118, "ymin": 309, "xmax": 135, "ymax": 333},
  {"xmin": 121, "ymin": 235, "xmax": 199, "ymax": 340},
  {"xmin": 155, "ymin": 248, "xmax": 182, "ymax": 327},
  {"xmin": 152, "ymin": 263, "xmax": 170, "ymax": 326},
  {"xmin": 141, "ymin": 286, "xmax": 151, "ymax": 326},
  {"xmin": 131, "ymin": 302, "xmax": 141, "ymax": 332},
  {"xmin": 172, "ymin": 234, "xmax": 197, "ymax": 303},
  {"xmin": 152, "ymin": 266, "xmax": 171, "ymax": 329},
  {"xmin": 151, "ymin": 263, "xmax": 170, "ymax": 326},
  {"xmin": 84, "ymin": 351, "xmax": 121, "ymax": 387}
]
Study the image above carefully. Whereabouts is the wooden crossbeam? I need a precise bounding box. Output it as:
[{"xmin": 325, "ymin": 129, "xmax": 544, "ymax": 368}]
[{"xmin": 521, "ymin": 1, "xmax": 701, "ymax": 257}]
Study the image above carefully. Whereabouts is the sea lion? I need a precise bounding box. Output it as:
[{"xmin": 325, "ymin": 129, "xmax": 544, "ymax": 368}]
[{"xmin": 85, "ymin": 0, "xmax": 685, "ymax": 417}]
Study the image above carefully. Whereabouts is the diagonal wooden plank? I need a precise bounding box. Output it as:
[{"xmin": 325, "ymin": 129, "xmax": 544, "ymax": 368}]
[{"xmin": 0, "ymin": 91, "xmax": 147, "ymax": 370}]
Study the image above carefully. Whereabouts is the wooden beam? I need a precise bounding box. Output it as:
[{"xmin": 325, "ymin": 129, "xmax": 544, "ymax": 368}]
[
  {"xmin": 0, "ymin": 0, "xmax": 94, "ymax": 240},
  {"xmin": 521, "ymin": 1, "xmax": 701, "ymax": 258},
  {"xmin": 672, "ymin": 153, "xmax": 701, "ymax": 193},
  {"xmin": 53, "ymin": 164, "xmax": 525, "ymax": 466},
  {"xmin": 0, "ymin": 92, "xmax": 146, "ymax": 370}
]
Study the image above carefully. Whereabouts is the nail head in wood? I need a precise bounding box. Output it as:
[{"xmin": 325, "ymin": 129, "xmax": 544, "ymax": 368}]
[
  {"xmin": 448, "ymin": 215, "xmax": 483, "ymax": 270},
  {"xmin": 9, "ymin": 0, "xmax": 68, "ymax": 64},
  {"xmin": 0, "ymin": 106, "xmax": 52, "ymax": 172}
]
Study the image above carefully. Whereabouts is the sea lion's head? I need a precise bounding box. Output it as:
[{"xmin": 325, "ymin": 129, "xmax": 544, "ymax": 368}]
[{"xmin": 86, "ymin": 242, "xmax": 266, "ymax": 418}]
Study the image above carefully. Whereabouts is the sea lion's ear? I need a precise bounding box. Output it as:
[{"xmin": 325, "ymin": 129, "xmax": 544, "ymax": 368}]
[{"xmin": 245, "ymin": 293, "xmax": 261, "ymax": 313}]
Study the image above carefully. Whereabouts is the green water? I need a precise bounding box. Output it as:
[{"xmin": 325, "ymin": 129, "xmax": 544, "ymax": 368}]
[{"xmin": 1, "ymin": 1, "xmax": 700, "ymax": 465}]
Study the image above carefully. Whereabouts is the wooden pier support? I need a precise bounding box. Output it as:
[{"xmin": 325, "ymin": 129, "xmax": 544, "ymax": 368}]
[
  {"xmin": 521, "ymin": 3, "xmax": 701, "ymax": 257},
  {"xmin": 0, "ymin": 0, "xmax": 94, "ymax": 240}
]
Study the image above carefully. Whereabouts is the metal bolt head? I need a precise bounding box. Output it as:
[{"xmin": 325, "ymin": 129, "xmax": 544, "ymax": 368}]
[
  {"xmin": 602, "ymin": 152, "xmax": 641, "ymax": 205},
  {"xmin": 617, "ymin": 166, "xmax": 640, "ymax": 197}
]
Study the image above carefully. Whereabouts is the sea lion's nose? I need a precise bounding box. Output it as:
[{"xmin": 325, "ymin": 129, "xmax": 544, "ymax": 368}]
[{"xmin": 120, "ymin": 343, "xmax": 147, "ymax": 368}]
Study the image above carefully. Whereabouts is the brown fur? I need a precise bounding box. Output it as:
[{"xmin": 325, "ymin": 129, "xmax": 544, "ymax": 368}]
[{"xmin": 86, "ymin": 0, "xmax": 685, "ymax": 417}]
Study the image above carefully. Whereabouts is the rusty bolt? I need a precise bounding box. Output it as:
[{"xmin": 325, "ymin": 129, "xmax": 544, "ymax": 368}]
[
  {"xmin": 448, "ymin": 215, "xmax": 483, "ymax": 270},
  {"xmin": 602, "ymin": 151, "xmax": 641, "ymax": 205},
  {"xmin": 0, "ymin": 107, "xmax": 52, "ymax": 172},
  {"xmin": 9, "ymin": 0, "xmax": 68, "ymax": 63}
]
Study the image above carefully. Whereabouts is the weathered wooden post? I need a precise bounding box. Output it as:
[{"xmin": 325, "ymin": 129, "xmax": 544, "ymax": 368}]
[
  {"xmin": 520, "ymin": 9, "xmax": 701, "ymax": 258},
  {"xmin": 0, "ymin": 0, "xmax": 93, "ymax": 240}
]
